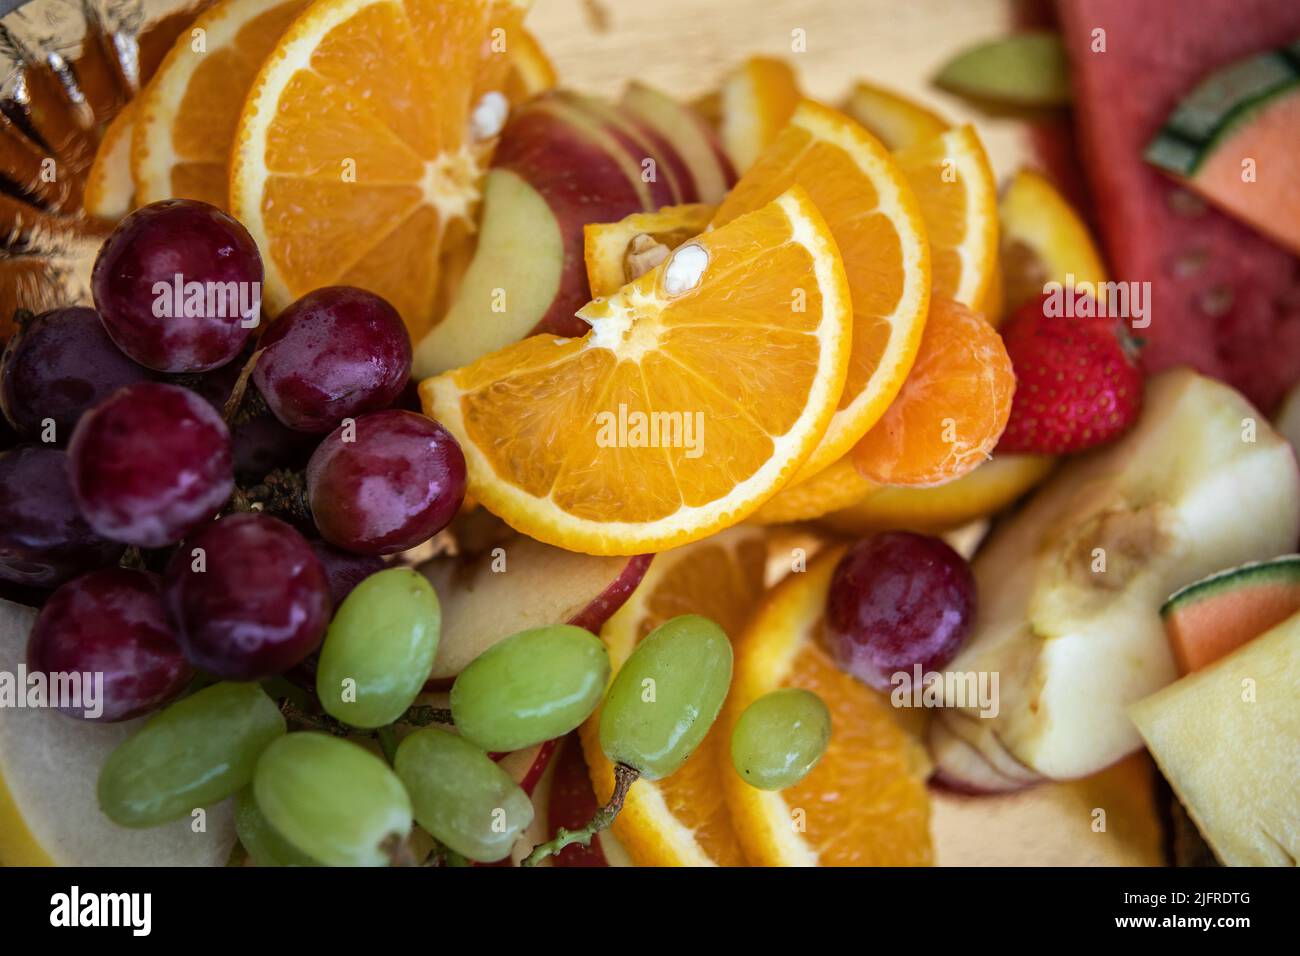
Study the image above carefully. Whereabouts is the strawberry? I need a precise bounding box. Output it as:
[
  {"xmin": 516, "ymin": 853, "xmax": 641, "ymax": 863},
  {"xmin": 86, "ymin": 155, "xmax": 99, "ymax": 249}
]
[{"xmin": 996, "ymin": 292, "xmax": 1142, "ymax": 455}]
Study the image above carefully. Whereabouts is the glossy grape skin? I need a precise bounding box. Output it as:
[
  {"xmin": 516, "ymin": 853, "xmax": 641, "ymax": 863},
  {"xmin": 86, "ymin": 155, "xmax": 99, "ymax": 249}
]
[
  {"xmin": 163, "ymin": 513, "xmax": 331, "ymax": 681},
  {"xmin": 234, "ymin": 788, "xmax": 319, "ymax": 867},
  {"xmin": 68, "ymin": 382, "xmax": 234, "ymax": 547},
  {"xmin": 97, "ymin": 681, "xmax": 285, "ymax": 827},
  {"xmin": 0, "ymin": 446, "xmax": 124, "ymax": 587},
  {"xmin": 825, "ymin": 532, "xmax": 976, "ymax": 691},
  {"xmin": 451, "ymin": 625, "xmax": 609, "ymax": 752},
  {"xmin": 252, "ymin": 287, "xmax": 412, "ymax": 433},
  {"xmin": 306, "ymin": 410, "xmax": 466, "ymax": 555},
  {"xmin": 254, "ymin": 732, "xmax": 412, "ymax": 867},
  {"xmin": 730, "ymin": 688, "xmax": 831, "ymax": 791},
  {"xmin": 315, "ymin": 567, "xmax": 439, "ymax": 728},
  {"xmin": 0, "ymin": 307, "xmax": 152, "ymax": 440},
  {"xmin": 27, "ymin": 568, "xmax": 192, "ymax": 722},
  {"xmin": 91, "ymin": 199, "xmax": 262, "ymax": 372},
  {"xmin": 309, "ymin": 538, "xmax": 385, "ymax": 607},
  {"xmin": 394, "ymin": 728, "xmax": 533, "ymax": 863},
  {"xmin": 599, "ymin": 614, "xmax": 733, "ymax": 780}
]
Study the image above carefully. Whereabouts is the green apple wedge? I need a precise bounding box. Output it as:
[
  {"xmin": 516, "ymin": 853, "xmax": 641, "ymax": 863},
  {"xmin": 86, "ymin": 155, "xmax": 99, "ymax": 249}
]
[
  {"xmin": 0, "ymin": 598, "xmax": 235, "ymax": 865},
  {"xmin": 1130, "ymin": 611, "xmax": 1300, "ymax": 866},
  {"xmin": 934, "ymin": 369, "xmax": 1300, "ymax": 783}
]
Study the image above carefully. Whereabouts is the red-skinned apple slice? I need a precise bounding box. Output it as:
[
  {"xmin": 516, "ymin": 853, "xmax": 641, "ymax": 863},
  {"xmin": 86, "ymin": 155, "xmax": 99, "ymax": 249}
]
[
  {"xmin": 419, "ymin": 535, "xmax": 652, "ymax": 681},
  {"xmin": 620, "ymin": 82, "xmax": 736, "ymax": 202}
]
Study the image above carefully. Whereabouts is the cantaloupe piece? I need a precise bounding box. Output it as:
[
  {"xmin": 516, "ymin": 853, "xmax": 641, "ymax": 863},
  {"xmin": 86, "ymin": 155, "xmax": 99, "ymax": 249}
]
[
  {"xmin": 1160, "ymin": 555, "xmax": 1300, "ymax": 674},
  {"xmin": 0, "ymin": 598, "xmax": 235, "ymax": 866}
]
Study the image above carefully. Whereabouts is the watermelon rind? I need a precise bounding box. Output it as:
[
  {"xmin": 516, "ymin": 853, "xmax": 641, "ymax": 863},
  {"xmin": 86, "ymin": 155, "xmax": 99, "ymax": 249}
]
[
  {"xmin": 1145, "ymin": 39, "xmax": 1300, "ymax": 175},
  {"xmin": 1160, "ymin": 554, "xmax": 1300, "ymax": 618}
]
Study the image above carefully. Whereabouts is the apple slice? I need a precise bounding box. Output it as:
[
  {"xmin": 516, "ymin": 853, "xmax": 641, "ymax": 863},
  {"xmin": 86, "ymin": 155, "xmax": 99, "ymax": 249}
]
[
  {"xmin": 419, "ymin": 535, "xmax": 651, "ymax": 681},
  {"xmin": 0, "ymin": 598, "xmax": 235, "ymax": 865},
  {"xmin": 620, "ymin": 82, "xmax": 736, "ymax": 203},
  {"xmin": 927, "ymin": 713, "xmax": 1038, "ymax": 795},
  {"xmin": 937, "ymin": 369, "xmax": 1300, "ymax": 780}
]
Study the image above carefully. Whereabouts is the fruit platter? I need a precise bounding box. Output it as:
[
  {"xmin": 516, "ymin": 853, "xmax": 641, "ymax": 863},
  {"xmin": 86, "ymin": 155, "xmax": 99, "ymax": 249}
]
[{"xmin": 0, "ymin": 0, "xmax": 1297, "ymax": 873}]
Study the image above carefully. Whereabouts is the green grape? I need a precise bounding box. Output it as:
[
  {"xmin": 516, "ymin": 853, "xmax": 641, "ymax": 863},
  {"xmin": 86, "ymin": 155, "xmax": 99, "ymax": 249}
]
[
  {"xmin": 730, "ymin": 688, "xmax": 831, "ymax": 791},
  {"xmin": 316, "ymin": 567, "xmax": 440, "ymax": 728},
  {"xmin": 450, "ymin": 624, "xmax": 610, "ymax": 751},
  {"xmin": 254, "ymin": 732, "xmax": 412, "ymax": 867},
  {"xmin": 394, "ymin": 728, "xmax": 534, "ymax": 864},
  {"xmin": 598, "ymin": 614, "xmax": 732, "ymax": 780},
  {"xmin": 98, "ymin": 682, "xmax": 285, "ymax": 827},
  {"xmin": 234, "ymin": 788, "xmax": 320, "ymax": 867}
]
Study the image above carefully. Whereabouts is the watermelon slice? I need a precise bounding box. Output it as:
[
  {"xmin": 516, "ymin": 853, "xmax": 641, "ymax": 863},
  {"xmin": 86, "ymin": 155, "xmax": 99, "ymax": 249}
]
[
  {"xmin": 1058, "ymin": 0, "xmax": 1300, "ymax": 412},
  {"xmin": 1160, "ymin": 554, "xmax": 1300, "ymax": 673},
  {"xmin": 1146, "ymin": 40, "xmax": 1300, "ymax": 256}
]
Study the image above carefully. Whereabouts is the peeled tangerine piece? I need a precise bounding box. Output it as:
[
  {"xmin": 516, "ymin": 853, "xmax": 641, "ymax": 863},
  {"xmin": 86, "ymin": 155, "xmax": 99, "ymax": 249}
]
[
  {"xmin": 934, "ymin": 369, "xmax": 1300, "ymax": 783},
  {"xmin": 1131, "ymin": 611, "xmax": 1299, "ymax": 866}
]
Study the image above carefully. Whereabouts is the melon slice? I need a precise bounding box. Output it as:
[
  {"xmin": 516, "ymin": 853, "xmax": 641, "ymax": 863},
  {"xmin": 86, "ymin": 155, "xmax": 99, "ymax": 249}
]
[
  {"xmin": 1146, "ymin": 39, "xmax": 1300, "ymax": 256},
  {"xmin": 1130, "ymin": 610, "xmax": 1300, "ymax": 866},
  {"xmin": 0, "ymin": 599, "xmax": 235, "ymax": 865},
  {"xmin": 1161, "ymin": 555, "xmax": 1300, "ymax": 674}
]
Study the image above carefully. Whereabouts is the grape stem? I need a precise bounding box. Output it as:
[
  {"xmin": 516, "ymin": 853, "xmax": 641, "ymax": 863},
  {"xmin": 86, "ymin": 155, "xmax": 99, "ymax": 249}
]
[
  {"xmin": 521, "ymin": 762, "xmax": 639, "ymax": 867},
  {"xmin": 227, "ymin": 468, "xmax": 311, "ymax": 523},
  {"xmin": 221, "ymin": 348, "xmax": 265, "ymax": 424}
]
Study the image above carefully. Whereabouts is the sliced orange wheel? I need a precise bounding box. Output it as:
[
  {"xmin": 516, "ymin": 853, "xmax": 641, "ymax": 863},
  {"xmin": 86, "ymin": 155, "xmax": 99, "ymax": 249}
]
[
  {"xmin": 893, "ymin": 124, "xmax": 998, "ymax": 311},
  {"xmin": 422, "ymin": 186, "xmax": 853, "ymax": 555},
  {"xmin": 999, "ymin": 167, "xmax": 1109, "ymax": 315},
  {"xmin": 133, "ymin": 0, "xmax": 310, "ymax": 209},
  {"xmin": 504, "ymin": 26, "xmax": 556, "ymax": 104},
  {"xmin": 231, "ymin": 0, "xmax": 527, "ymax": 335},
  {"xmin": 851, "ymin": 297, "xmax": 1015, "ymax": 487},
  {"xmin": 716, "ymin": 100, "xmax": 931, "ymax": 483},
  {"xmin": 583, "ymin": 203, "xmax": 716, "ymax": 299},
  {"xmin": 579, "ymin": 526, "xmax": 768, "ymax": 866},
  {"xmin": 720, "ymin": 56, "xmax": 802, "ymax": 172},
  {"xmin": 723, "ymin": 546, "xmax": 933, "ymax": 865},
  {"xmin": 842, "ymin": 80, "xmax": 949, "ymax": 152},
  {"xmin": 750, "ymin": 459, "xmax": 875, "ymax": 524},
  {"xmin": 84, "ymin": 101, "xmax": 136, "ymax": 221}
]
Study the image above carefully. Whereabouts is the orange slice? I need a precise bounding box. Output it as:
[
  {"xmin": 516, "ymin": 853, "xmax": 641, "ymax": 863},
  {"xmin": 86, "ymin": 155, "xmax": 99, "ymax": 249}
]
[
  {"xmin": 583, "ymin": 203, "xmax": 716, "ymax": 300},
  {"xmin": 750, "ymin": 459, "xmax": 875, "ymax": 524},
  {"xmin": 842, "ymin": 81, "xmax": 949, "ymax": 152},
  {"xmin": 231, "ymin": 0, "xmax": 526, "ymax": 335},
  {"xmin": 504, "ymin": 26, "xmax": 556, "ymax": 104},
  {"xmin": 851, "ymin": 297, "xmax": 1015, "ymax": 487},
  {"xmin": 722, "ymin": 546, "xmax": 933, "ymax": 865},
  {"xmin": 578, "ymin": 526, "xmax": 768, "ymax": 866},
  {"xmin": 720, "ymin": 56, "xmax": 802, "ymax": 172},
  {"xmin": 422, "ymin": 186, "xmax": 853, "ymax": 555},
  {"xmin": 999, "ymin": 167, "xmax": 1109, "ymax": 315},
  {"xmin": 133, "ymin": 0, "xmax": 310, "ymax": 209},
  {"xmin": 84, "ymin": 101, "xmax": 136, "ymax": 221},
  {"xmin": 820, "ymin": 453, "xmax": 1053, "ymax": 534},
  {"xmin": 893, "ymin": 124, "xmax": 998, "ymax": 311},
  {"xmin": 716, "ymin": 100, "xmax": 931, "ymax": 483}
]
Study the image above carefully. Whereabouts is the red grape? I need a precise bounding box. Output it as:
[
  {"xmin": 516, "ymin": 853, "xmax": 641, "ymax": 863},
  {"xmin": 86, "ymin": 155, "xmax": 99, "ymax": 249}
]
[
  {"xmin": 162, "ymin": 512, "xmax": 331, "ymax": 680},
  {"xmin": 306, "ymin": 410, "xmax": 465, "ymax": 555},
  {"xmin": 252, "ymin": 286, "xmax": 412, "ymax": 433},
  {"xmin": 91, "ymin": 199, "xmax": 262, "ymax": 373},
  {"xmin": 0, "ymin": 446, "xmax": 124, "ymax": 588},
  {"xmin": 68, "ymin": 382, "xmax": 234, "ymax": 547},
  {"xmin": 825, "ymin": 532, "xmax": 976, "ymax": 690},
  {"xmin": 27, "ymin": 568, "xmax": 193, "ymax": 721},
  {"xmin": 308, "ymin": 537, "xmax": 386, "ymax": 607},
  {"xmin": 0, "ymin": 307, "xmax": 152, "ymax": 441}
]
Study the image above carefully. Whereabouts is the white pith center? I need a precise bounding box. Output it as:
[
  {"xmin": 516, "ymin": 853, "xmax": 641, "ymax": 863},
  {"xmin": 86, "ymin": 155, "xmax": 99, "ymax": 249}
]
[{"xmin": 420, "ymin": 147, "xmax": 481, "ymax": 223}]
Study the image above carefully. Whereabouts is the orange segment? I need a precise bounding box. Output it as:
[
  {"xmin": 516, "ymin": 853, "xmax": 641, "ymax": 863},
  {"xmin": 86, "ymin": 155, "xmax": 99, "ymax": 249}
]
[
  {"xmin": 842, "ymin": 81, "xmax": 949, "ymax": 151},
  {"xmin": 723, "ymin": 546, "xmax": 933, "ymax": 866},
  {"xmin": 133, "ymin": 0, "xmax": 310, "ymax": 209},
  {"xmin": 851, "ymin": 298, "xmax": 1015, "ymax": 487},
  {"xmin": 84, "ymin": 101, "xmax": 136, "ymax": 221},
  {"xmin": 579, "ymin": 526, "xmax": 768, "ymax": 866},
  {"xmin": 720, "ymin": 56, "xmax": 802, "ymax": 172},
  {"xmin": 893, "ymin": 124, "xmax": 998, "ymax": 311},
  {"xmin": 422, "ymin": 186, "xmax": 853, "ymax": 555},
  {"xmin": 715, "ymin": 100, "xmax": 931, "ymax": 483},
  {"xmin": 750, "ymin": 459, "xmax": 875, "ymax": 524},
  {"xmin": 584, "ymin": 203, "xmax": 716, "ymax": 299},
  {"xmin": 231, "ymin": 0, "xmax": 525, "ymax": 337}
]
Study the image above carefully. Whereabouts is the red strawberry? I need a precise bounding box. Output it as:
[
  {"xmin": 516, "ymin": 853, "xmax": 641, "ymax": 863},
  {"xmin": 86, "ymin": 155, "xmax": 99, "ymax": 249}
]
[{"xmin": 996, "ymin": 292, "xmax": 1143, "ymax": 455}]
